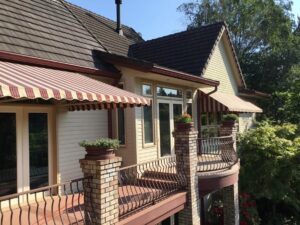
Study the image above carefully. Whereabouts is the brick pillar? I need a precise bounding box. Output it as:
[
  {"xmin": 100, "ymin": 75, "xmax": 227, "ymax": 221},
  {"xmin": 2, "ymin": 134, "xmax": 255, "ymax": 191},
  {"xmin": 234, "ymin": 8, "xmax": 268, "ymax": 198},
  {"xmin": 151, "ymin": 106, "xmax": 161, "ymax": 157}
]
[
  {"xmin": 219, "ymin": 123, "xmax": 238, "ymax": 151},
  {"xmin": 80, "ymin": 156, "xmax": 122, "ymax": 225},
  {"xmin": 223, "ymin": 182, "xmax": 239, "ymax": 225},
  {"xmin": 173, "ymin": 126, "xmax": 201, "ymax": 225}
]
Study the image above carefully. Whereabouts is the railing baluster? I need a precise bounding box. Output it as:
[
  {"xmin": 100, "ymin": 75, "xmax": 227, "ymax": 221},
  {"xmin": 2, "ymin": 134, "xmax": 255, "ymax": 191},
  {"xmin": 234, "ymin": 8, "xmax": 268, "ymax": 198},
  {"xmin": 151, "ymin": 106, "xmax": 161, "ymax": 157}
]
[
  {"xmin": 197, "ymin": 136, "xmax": 238, "ymax": 172},
  {"xmin": 118, "ymin": 156, "xmax": 185, "ymax": 219}
]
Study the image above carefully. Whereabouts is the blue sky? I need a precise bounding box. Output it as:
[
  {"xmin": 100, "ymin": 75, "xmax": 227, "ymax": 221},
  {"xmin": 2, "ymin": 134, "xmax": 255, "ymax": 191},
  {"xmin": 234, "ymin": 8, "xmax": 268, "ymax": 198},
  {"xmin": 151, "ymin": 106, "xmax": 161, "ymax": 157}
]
[{"xmin": 68, "ymin": 0, "xmax": 300, "ymax": 41}]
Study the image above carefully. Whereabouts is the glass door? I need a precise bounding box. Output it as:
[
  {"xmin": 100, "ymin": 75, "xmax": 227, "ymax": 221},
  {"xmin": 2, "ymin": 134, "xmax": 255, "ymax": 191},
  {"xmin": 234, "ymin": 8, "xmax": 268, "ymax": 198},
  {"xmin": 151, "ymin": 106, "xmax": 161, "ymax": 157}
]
[
  {"xmin": 158, "ymin": 101, "xmax": 183, "ymax": 157},
  {"xmin": 0, "ymin": 113, "xmax": 17, "ymax": 196},
  {"xmin": 0, "ymin": 107, "xmax": 53, "ymax": 198}
]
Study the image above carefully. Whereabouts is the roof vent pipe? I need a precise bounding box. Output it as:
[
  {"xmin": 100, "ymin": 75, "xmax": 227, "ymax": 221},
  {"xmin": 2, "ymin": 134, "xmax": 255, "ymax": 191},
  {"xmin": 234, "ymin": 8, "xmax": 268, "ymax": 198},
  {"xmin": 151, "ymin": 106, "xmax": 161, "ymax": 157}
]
[{"xmin": 115, "ymin": 0, "xmax": 123, "ymax": 35}]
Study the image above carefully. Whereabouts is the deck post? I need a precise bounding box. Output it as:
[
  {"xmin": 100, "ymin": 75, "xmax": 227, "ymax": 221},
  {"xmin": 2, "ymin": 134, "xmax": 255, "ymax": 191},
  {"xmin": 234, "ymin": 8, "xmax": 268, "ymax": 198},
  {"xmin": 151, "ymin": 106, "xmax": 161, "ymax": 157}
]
[
  {"xmin": 173, "ymin": 125, "xmax": 201, "ymax": 225},
  {"xmin": 80, "ymin": 156, "xmax": 122, "ymax": 225},
  {"xmin": 223, "ymin": 182, "xmax": 240, "ymax": 225}
]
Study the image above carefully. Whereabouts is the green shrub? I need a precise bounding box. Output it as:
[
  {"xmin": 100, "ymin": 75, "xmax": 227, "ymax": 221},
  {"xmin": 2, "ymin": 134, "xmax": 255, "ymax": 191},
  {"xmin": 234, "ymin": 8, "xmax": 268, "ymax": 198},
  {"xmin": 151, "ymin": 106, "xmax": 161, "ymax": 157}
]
[
  {"xmin": 79, "ymin": 138, "xmax": 120, "ymax": 150},
  {"xmin": 222, "ymin": 113, "xmax": 238, "ymax": 122}
]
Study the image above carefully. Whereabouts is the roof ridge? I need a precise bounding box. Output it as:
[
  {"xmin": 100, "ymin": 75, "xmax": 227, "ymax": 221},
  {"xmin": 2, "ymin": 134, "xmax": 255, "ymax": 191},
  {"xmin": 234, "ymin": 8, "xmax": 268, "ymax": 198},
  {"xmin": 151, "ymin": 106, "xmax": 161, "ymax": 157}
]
[
  {"xmin": 59, "ymin": 0, "xmax": 110, "ymax": 52},
  {"xmin": 131, "ymin": 21, "xmax": 225, "ymax": 47},
  {"xmin": 62, "ymin": 0, "xmax": 141, "ymax": 36}
]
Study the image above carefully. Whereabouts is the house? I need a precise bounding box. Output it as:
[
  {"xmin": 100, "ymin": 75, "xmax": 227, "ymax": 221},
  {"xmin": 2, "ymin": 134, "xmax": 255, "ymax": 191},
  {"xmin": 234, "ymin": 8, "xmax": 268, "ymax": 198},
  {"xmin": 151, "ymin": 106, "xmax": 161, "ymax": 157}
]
[{"xmin": 0, "ymin": 0, "xmax": 262, "ymax": 225}]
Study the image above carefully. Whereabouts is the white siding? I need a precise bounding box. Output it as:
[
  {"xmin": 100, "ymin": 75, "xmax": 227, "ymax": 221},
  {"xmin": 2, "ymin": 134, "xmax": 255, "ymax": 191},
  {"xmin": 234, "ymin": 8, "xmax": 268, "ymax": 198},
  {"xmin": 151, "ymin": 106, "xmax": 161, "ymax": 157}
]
[
  {"xmin": 57, "ymin": 108, "xmax": 108, "ymax": 182},
  {"xmin": 203, "ymin": 37, "xmax": 239, "ymax": 95}
]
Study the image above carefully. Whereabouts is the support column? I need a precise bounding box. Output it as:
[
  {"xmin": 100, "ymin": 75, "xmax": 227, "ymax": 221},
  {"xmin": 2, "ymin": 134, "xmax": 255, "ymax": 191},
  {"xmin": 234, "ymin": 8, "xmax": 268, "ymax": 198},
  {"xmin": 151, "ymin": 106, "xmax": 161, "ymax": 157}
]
[
  {"xmin": 80, "ymin": 156, "xmax": 122, "ymax": 225},
  {"xmin": 223, "ymin": 182, "xmax": 239, "ymax": 225},
  {"xmin": 174, "ymin": 126, "xmax": 201, "ymax": 225}
]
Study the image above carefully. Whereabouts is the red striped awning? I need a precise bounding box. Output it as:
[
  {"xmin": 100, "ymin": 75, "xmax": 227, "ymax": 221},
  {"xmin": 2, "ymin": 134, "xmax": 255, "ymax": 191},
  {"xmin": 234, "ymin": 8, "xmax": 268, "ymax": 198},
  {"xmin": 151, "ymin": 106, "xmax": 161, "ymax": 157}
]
[
  {"xmin": 199, "ymin": 89, "xmax": 262, "ymax": 113},
  {"xmin": 0, "ymin": 61, "xmax": 151, "ymax": 108}
]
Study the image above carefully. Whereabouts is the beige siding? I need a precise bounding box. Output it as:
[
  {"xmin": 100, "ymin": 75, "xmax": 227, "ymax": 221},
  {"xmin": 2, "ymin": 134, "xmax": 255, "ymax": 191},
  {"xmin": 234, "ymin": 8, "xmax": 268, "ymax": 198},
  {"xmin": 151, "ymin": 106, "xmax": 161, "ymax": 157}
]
[
  {"xmin": 57, "ymin": 108, "xmax": 108, "ymax": 182},
  {"xmin": 203, "ymin": 37, "xmax": 239, "ymax": 95},
  {"xmin": 238, "ymin": 113, "xmax": 255, "ymax": 133}
]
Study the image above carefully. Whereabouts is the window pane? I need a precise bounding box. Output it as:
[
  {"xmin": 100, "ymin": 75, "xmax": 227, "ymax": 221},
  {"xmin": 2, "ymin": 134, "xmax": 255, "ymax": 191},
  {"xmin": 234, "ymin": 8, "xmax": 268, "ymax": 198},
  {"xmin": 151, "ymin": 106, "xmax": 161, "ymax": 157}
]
[
  {"xmin": 118, "ymin": 108, "xmax": 125, "ymax": 145},
  {"xmin": 0, "ymin": 113, "xmax": 17, "ymax": 196},
  {"xmin": 157, "ymin": 87, "xmax": 182, "ymax": 98},
  {"xmin": 187, "ymin": 103, "xmax": 193, "ymax": 117},
  {"xmin": 159, "ymin": 103, "xmax": 171, "ymax": 156},
  {"xmin": 142, "ymin": 84, "xmax": 152, "ymax": 96},
  {"xmin": 173, "ymin": 104, "xmax": 182, "ymax": 126},
  {"xmin": 29, "ymin": 113, "xmax": 49, "ymax": 189},
  {"xmin": 143, "ymin": 106, "xmax": 153, "ymax": 143},
  {"xmin": 186, "ymin": 91, "xmax": 192, "ymax": 99}
]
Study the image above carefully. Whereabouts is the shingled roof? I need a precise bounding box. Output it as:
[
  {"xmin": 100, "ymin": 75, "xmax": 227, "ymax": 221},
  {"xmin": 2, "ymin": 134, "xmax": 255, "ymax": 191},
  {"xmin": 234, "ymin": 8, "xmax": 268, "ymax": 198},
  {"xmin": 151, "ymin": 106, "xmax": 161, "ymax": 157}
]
[
  {"xmin": 65, "ymin": 1, "xmax": 144, "ymax": 56},
  {"xmin": 129, "ymin": 22, "xmax": 225, "ymax": 76},
  {"xmin": 0, "ymin": 0, "xmax": 143, "ymax": 71}
]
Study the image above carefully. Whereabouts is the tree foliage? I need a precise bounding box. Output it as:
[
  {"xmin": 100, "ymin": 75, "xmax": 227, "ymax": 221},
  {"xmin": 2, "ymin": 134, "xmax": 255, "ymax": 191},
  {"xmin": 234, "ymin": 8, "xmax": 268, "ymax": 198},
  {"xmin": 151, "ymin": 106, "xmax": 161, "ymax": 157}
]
[
  {"xmin": 178, "ymin": 0, "xmax": 300, "ymax": 93},
  {"xmin": 238, "ymin": 122, "xmax": 300, "ymax": 224}
]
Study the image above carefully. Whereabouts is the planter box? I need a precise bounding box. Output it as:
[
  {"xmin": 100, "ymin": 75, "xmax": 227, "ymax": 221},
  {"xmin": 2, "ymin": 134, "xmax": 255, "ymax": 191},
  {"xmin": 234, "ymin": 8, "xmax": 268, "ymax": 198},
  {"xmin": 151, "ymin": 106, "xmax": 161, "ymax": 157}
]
[
  {"xmin": 175, "ymin": 122, "xmax": 194, "ymax": 131},
  {"xmin": 84, "ymin": 147, "xmax": 115, "ymax": 160}
]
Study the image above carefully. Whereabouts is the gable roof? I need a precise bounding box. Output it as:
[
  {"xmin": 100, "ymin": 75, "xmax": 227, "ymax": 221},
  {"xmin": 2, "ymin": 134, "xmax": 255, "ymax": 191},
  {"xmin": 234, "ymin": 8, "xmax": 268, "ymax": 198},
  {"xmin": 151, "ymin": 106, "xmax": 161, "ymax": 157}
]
[
  {"xmin": 129, "ymin": 22, "xmax": 224, "ymax": 76},
  {"xmin": 129, "ymin": 22, "xmax": 246, "ymax": 88},
  {"xmin": 64, "ymin": 1, "xmax": 143, "ymax": 56}
]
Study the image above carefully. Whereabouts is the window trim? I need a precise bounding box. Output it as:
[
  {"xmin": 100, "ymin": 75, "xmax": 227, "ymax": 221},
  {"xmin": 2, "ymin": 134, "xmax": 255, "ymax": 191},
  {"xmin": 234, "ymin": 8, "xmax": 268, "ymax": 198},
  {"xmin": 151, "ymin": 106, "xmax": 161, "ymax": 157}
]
[
  {"xmin": 142, "ymin": 102, "xmax": 155, "ymax": 148},
  {"xmin": 116, "ymin": 107, "xmax": 126, "ymax": 147}
]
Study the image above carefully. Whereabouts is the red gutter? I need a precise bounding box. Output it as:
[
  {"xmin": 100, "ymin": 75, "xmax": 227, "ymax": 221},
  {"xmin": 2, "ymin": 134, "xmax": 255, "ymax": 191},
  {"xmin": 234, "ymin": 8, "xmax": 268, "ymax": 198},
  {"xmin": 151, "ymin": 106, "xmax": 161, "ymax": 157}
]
[
  {"xmin": 0, "ymin": 51, "xmax": 121, "ymax": 79},
  {"xmin": 151, "ymin": 66, "xmax": 219, "ymax": 87},
  {"xmin": 97, "ymin": 52, "xmax": 219, "ymax": 87}
]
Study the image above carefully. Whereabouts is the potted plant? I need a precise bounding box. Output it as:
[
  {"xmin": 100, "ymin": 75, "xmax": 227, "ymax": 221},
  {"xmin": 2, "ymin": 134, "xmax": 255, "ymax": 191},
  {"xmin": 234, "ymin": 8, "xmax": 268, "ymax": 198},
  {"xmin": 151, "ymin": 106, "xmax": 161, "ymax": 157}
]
[
  {"xmin": 175, "ymin": 113, "xmax": 194, "ymax": 131},
  {"xmin": 222, "ymin": 114, "xmax": 238, "ymax": 127},
  {"xmin": 79, "ymin": 138, "xmax": 120, "ymax": 160}
]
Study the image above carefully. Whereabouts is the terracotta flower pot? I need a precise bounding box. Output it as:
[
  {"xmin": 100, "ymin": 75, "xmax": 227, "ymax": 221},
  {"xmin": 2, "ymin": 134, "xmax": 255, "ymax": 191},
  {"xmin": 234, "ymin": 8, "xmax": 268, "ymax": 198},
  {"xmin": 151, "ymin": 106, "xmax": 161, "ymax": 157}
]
[
  {"xmin": 175, "ymin": 122, "xmax": 194, "ymax": 131},
  {"xmin": 84, "ymin": 146, "xmax": 115, "ymax": 160}
]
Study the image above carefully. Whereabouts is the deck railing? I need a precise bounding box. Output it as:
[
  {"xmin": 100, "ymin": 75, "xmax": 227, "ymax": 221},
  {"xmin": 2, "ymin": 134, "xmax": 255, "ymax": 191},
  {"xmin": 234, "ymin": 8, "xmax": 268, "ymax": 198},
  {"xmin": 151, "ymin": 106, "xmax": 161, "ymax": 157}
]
[
  {"xmin": 0, "ymin": 177, "xmax": 93, "ymax": 225},
  {"xmin": 118, "ymin": 156, "xmax": 186, "ymax": 219},
  {"xmin": 197, "ymin": 136, "xmax": 238, "ymax": 172}
]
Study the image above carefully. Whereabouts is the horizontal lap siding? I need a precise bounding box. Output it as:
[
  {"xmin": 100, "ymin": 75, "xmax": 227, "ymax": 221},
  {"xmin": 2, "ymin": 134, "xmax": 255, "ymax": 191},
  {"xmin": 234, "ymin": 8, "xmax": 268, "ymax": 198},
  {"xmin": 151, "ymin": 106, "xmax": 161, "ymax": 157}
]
[
  {"xmin": 203, "ymin": 37, "xmax": 238, "ymax": 95},
  {"xmin": 57, "ymin": 108, "xmax": 108, "ymax": 182}
]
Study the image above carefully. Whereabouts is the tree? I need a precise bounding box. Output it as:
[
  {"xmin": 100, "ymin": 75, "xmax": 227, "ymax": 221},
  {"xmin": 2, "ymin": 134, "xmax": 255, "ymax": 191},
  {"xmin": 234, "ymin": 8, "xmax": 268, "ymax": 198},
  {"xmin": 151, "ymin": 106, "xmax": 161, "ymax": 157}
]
[
  {"xmin": 178, "ymin": 0, "xmax": 300, "ymax": 93},
  {"xmin": 238, "ymin": 122, "xmax": 300, "ymax": 224}
]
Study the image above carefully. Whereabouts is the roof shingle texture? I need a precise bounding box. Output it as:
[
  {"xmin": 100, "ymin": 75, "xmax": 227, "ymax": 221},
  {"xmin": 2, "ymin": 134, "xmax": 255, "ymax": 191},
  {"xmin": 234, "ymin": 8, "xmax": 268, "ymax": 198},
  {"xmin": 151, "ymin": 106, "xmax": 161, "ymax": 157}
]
[
  {"xmin": 129, "ymin": 22, "xmax": 224, "ymax": 76},
  {"xmin": 65, "ymin": 1, "xmax": 143, "ymax": 56},
  {"xmin": 0, "ymin": 0, "xmax": 108, "ymax": 68}
]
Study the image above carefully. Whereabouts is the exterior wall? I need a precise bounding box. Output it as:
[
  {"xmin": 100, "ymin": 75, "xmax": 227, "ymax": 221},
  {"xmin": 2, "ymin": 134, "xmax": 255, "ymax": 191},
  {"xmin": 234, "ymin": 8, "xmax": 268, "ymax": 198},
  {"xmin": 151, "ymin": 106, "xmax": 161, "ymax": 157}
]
[
  {"xmin": 56, "ymin": 108, "xmax": 108, "ymax": 182},
  {"xmin": 238, "ymin": 113, "xmax": 255, "ymax": 133},
  {"xmin": 202, "ymin": 37, "xmax": 239, "ymax": 95},
  {"xmin": 116, "ymin": 67, "xmax": 201, "ymax": 165}
]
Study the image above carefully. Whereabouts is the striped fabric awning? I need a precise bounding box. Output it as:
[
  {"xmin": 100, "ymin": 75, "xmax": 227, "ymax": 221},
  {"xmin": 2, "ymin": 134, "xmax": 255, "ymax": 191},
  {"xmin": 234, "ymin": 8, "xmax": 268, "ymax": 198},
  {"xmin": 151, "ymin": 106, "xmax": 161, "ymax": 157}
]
[
  {"xmin": 199, "ymin": 89, "xmax": 262, "ymax": 113},
  {"xmin": 0, "ymin": 61, "xmax": 150, "ymax": 109}
]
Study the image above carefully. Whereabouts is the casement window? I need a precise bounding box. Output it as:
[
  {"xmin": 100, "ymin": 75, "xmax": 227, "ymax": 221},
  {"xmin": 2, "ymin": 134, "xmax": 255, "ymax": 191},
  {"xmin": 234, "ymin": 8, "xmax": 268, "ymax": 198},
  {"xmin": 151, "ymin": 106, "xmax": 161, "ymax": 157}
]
[
  {"xmin": 142, "ymin": 84, "xmax": 154, "ymax": 145},
  {"xmin": 117, "ymin": 108, "xmax": 125, "ymax": 145}
]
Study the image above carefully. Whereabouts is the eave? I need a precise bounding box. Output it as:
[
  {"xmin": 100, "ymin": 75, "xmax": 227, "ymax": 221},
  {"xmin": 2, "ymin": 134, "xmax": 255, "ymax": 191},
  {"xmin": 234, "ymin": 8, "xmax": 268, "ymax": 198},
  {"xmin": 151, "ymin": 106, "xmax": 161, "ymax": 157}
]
[{"xmin": 96, "ymin": 51, "xmax": 220, "ymax": 87}]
